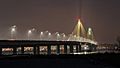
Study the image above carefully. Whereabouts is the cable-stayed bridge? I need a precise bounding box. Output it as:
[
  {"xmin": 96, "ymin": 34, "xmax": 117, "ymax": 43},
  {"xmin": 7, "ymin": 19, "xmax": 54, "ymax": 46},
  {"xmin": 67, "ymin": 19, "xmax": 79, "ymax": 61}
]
[
  {"xmin": 9, "ymin": 19, "xmax": 97, "ymax": 45},
  {"xmin": 0, "ymin": 19, "xmax": 98, "ymax": 55}
]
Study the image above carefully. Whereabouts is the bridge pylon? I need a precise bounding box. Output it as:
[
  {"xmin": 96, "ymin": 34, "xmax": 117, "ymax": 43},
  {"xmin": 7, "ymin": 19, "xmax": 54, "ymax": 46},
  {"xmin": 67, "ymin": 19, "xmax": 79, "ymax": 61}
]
[{"xmin": 72, "ymin": 19, "xmax": 86, "ymax": 39}]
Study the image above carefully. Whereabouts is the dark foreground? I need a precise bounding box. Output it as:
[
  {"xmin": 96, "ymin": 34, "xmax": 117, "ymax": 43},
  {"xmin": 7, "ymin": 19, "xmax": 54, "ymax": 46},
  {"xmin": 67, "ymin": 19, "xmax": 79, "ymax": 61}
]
[{"xmin": 0, "ymin": 53, "xmax": 120, "ymax": 68}]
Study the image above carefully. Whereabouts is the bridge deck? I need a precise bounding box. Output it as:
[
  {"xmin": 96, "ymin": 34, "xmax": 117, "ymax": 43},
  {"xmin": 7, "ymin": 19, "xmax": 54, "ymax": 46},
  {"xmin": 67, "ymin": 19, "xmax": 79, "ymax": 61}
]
[{"xmin": 0, "ymin": 40, "xmax": 81, "ymax": 47}]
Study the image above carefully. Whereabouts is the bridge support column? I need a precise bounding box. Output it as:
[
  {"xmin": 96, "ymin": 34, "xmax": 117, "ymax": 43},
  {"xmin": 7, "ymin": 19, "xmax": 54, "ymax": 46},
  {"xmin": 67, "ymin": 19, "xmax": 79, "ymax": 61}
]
[
  {"xmin": 13, "ymin": 47, "xmax": 17, "ymax": 55},
  {"xmin": 37, "ymin": 46, "xmax": 39, "ymax": 55},
  {"xmin": 57, "ymin": 45, "xmax": 60, "ymax": 55},
  {"xmin": 48, "ymin": 45, "xmax": 51, "ymax": 55},
  {"xmin": 70, "ymin": 45, "xmax": 73, "ymax": 54},
  {"xmin": 64, "ymin": 45, "xmax": 67, "ymax": 54},
  {"xmin": 79, "ymin": 45, "xmax": 81, "ymax": 52},
  {"xmin": 34, "ymin": 46, "xmax": 37, "ymax": 55},
  {"xmin": 89, "ymin": 44, "xmax": 92, "ymax": 52},
  {"xmin": 21, "ymin": 47, "xmax": 24, "ymax": 55},
  {"xmin": 94, "ymin": 45, "xmax": 97, "ymax": 51},
  {"xmin": 76, "ymin": 45, "xmax": 79, "ymax": 53}
]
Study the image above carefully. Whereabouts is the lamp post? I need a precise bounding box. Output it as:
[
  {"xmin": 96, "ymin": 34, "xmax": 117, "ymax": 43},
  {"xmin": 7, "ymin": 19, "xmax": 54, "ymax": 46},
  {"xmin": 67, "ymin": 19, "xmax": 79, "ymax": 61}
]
[
  {"xmin": 55, "ymin": 32, "xmax": 58, "ymax": 41},
  {"xmin": 28, "ymin": 30, "xmax": 32, "ymax": 40},
  {"xmin": 57, "ymin": 33, "xmax": 60, "ymax": 41},
  {"xmin": 40, "ymin": 32, "xmax": 43, "ymax": 40},
  {"xmin": 62, "ymin": 33, "xmax": 66, "ymax": 41},
  {"xmin": 11, "ymin": 25, "xmax": 16, "ymax": 40},
  {"xmin": 45, "ymin": 30, "xmax": 49, "ymax": 40},
  {"xmin": 48, "ymin": 32, "xmax": 51, "ymax": 40},
  {"xmin": 27, "ymin": 28, "xmax": 36, "ymax": 40}
]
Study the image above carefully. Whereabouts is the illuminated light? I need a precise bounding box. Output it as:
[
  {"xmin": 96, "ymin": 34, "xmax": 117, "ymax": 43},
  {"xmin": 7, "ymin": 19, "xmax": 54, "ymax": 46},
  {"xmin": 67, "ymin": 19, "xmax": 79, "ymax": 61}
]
[
  {"xmin": 77, "ymin": 19, "xmax": 81, "ymax": 37},
  {"xmin": 12, "ymin": 25, "xmax": 16, "ymax": 28},
  {"xmin": 56, "ymin": 33, "xmax": 60, "ymax": 41},
  {"xmin": 40, "ymin": 32, "xmax": 44, "ymax": 40},
  {"xmin": 88, "ymin": 27, "xmax": 92, "ymax": 35},
  {"xmin": 45, "ymin": 30, "xmax": 49, "ymax": 33},
  {"xmin": 40, "ymin": 32, "xmax": 43, "ymax": 35},
  {"xmin": 55, "ymin": 32, "xmax": 59, "ymax": 34},
  {"xmin": 10, "ymin": 25, "xmax": 17, "ymax": 40},
  {"xmin": 73, "ymin": 47, "xmax": 76, "ymax": 50},
  {"xmin": 11, "ymin": 28, "xmax": 15, "ymax": 32},
  {"xmin": 57, "ymin": 33, "xmax": 60, "ymax": 37},
  {"xmin": 63, "ymin": 34, "xmax": 66, "ymax": 37},
  {"xmin": 11, "ymin": 25, "xmax": 16, "ymax": 32},
  {"xmin": 27, "ymin": 30, "xmax": 33, "ymax": 40},
  {"xmin": 84, "ymin": 52, "xmax": 87, "ymax": 54},
  {"xmin": 28, "ymin": 30, "xmax": 32, "ymax": 34},
  {"xmin": 62, "ymin": 33, "xmax": 66, "ymax": 38},
  {"xmin": 78, "ymin": 19, "xmax": 81, "ymax": 26},
  {"xmin": 31, "ymin": 28, "xmax": 35, "ymax": 31},
  {"xmin": 2, "ymin": 48, "xmax": 13, "ymax": 51},
  {"xmin": 48, "ymin": 32, "xmax": 51, "ymax": 36},
  {"xmin": 84, "ymin": 46, "xmax": 88, "ymax": 50},
  {"xmin": 74, "ymin": 35, "xmax": 76, "ymax": 38},
  {"xmin": 88, "ymin": 27, "xmax": 92, "ymax": 31}
]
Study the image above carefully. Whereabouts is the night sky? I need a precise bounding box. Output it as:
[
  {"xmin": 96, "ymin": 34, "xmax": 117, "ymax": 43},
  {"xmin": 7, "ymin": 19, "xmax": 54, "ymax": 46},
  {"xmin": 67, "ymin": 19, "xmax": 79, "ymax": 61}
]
[{"xmin": 0, "ymin": 0, "xmax": 120, "ymax": 44}]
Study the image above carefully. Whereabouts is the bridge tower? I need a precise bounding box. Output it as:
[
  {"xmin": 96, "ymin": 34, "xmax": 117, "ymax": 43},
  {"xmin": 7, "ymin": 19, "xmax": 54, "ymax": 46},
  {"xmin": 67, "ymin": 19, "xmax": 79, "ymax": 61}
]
[
  {"xmin": 68, "ymin": 19, "xmax": 97, "ymax": 45},
  {"xmin": 72, "ymin": 19, "xmax": 86, "ymax": 39}
]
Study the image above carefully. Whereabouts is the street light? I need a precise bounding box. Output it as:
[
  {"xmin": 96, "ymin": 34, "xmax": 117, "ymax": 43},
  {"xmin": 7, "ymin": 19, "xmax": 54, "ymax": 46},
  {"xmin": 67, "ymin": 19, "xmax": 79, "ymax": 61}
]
[
  {"xmin": 48, "ymin": 32, "xmax": 51, "ymax": 36},
  {"xmin": 11, "ymin": 25, "xmax": 16, "ymax": 40},
  {"xmin": 44, "ymin": 30, "xmax": 49, "ymax": 40},
  {"xmin": 61, "ymin": 33, "xmax": 66, "ymax": 41},
  {"xmin": 28, "ymin": 30, "xmax": 32, "ymax": 40},
  {"xmin": 45, "ymin": 30, "xmax": 48, "ymax": 33},
  {"xmin": 40, "ymin": 32, "xmax": 43, "ymax": 40},
  {"xmin": 48, "ymin": 32, "xmax": 51, "ymax": 40},
  {"xmin": 27, "ymin": 28, "xmax": 36, "ymax": 40},
  {"xmin": 57, "ymin": 33, "xmax": 60, "ymax": 41},
  {"xmin": 31, "ymin": 28, "xmax": 35, "ymax": 31},
  {"xmin": 55, "ymin": 32, "xmax": 58, "ymax": 40}
]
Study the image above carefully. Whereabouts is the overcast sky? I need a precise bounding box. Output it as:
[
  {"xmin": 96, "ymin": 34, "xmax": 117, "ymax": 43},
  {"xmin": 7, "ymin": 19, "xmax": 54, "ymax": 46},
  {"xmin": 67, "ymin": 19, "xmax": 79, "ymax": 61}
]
[{"xmin": 0, "ymin": 0, "xmax": 120, "ymax": 43}]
